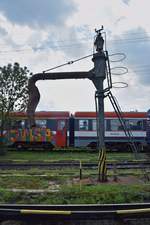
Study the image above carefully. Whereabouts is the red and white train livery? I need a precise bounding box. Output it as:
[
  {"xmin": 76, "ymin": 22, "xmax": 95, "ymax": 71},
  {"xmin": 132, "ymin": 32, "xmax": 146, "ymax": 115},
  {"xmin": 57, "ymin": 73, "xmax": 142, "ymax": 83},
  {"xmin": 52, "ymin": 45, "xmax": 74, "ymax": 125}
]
[{"xmin": 3, "ymin": 111, "xmax": 148, "ymax": 150}]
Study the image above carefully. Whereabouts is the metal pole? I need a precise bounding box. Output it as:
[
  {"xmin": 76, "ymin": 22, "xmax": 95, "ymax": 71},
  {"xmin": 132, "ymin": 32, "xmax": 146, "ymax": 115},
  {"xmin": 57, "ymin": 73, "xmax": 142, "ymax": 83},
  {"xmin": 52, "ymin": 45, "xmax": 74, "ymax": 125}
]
[
  {"xmin": 91, "ymin": 28, "xmax": 107, "ymax": 181},
  {"xmin": 97, "ymin": 89, "xmax": 105, "ymax": 149},
  {"xmin": 92, "ymin": 46, "xmax": 106, "ymax": 150}
]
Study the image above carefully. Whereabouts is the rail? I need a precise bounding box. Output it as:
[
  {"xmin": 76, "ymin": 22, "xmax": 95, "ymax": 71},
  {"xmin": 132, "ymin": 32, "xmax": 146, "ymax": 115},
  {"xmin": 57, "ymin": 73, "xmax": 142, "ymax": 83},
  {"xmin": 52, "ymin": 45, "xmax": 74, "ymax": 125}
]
[
  {"xmin": 0, "ymin": 161, "xmax": 149, "ymax": 169},
  {"xmin": 0, "ymin": 204, "xmax": 150, "ymax": 221}
]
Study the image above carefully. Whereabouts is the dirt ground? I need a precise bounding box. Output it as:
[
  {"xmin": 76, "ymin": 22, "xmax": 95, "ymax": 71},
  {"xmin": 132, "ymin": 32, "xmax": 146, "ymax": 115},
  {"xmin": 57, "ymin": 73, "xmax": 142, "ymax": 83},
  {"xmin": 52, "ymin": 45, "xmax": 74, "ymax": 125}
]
[{"xmin": 72, "ymin": 175, "xmax": 149, "ymax": 186}]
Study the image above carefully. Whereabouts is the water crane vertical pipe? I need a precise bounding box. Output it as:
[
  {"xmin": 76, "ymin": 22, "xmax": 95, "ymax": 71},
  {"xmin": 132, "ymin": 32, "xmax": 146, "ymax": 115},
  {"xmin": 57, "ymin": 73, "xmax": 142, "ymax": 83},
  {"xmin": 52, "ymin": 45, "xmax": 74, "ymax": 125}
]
[{"xmin": 91, "ymin": 29, "xmax": 107, "ymax": 150}]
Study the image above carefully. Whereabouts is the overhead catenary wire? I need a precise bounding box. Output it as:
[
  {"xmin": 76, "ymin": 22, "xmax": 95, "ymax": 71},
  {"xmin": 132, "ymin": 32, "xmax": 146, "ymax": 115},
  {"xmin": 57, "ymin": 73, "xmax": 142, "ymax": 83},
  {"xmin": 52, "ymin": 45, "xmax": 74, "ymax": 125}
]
[
  {"xmin": 0, "ymin": 30, "xmax": 149, "ymax": 80},
  {"xmin": 0, "ymin": 43, "xmax": 91, "ymax": 54},
  {"xmin": 1, "ymin": 33, "xmax": 150, "ymax": 54},
  {"xmin": 127, "ymin": 68, "xmax": 150, "ymax": 74}
]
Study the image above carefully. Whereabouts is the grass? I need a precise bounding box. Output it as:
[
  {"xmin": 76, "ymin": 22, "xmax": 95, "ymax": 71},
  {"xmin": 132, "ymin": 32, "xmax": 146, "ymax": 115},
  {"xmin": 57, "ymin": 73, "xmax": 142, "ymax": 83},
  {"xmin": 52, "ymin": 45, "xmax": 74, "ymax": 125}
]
[
  {"xmin": 0, "ymin": 150, "xmax": 148, "ymax": 162},
  {"xmin": 0, "ymin": 176, "xmax": 49, "ymax": 189},
  {"xmin": 0, "ymin": 150, "xmax": 149, "ymax": 204},
  {"xmin": 0, "ymin": 166, "xmax": 149, "ymax": 189},
  {"xmin": 0, "ymin": 184, "xmax": 149, "ymax": 204},
  {"xmin": 0, "ymin": 168, "xmax": 78, "ymax": 190}
]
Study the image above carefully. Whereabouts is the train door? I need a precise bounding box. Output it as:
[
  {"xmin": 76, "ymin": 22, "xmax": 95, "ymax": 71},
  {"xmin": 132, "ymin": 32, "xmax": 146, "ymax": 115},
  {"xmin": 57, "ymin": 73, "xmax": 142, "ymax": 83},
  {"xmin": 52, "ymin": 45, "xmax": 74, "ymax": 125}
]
[{"xmin": 56, "ymin": 120, "xmax": 67, "ymax": 147}]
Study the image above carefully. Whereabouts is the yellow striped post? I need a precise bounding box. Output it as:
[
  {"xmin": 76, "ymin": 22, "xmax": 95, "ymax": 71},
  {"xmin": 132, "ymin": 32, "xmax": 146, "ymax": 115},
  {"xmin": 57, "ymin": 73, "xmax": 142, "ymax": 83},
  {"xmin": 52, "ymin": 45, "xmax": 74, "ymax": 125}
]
[
  {"xmin": 117, "ymin": 208, "xmax": 150, "ymax": 215},
  {"xmin": 98, "ymin": 148, "xmax": 107, "ymax": 182},
  {"xmin": 80, "ymin": 160, "xmax": 82, "ymax": 180},
  {"xmin": 79, "ymin": 160, "xmax": 82, "ymax": 190},
  {"xmin": 21, "ymin": 209, "xmax": 72, "ymax": 215}
]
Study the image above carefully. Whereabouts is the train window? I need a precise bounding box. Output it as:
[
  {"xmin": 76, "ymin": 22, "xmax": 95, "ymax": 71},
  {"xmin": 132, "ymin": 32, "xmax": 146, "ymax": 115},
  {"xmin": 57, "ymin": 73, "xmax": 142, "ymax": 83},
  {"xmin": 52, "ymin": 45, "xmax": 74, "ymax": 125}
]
[
  {"xmin": 79, "ymin": 120, "xmax": 89, "ymax": 130},
  {"xmin": 143, "ymin": 120, "xmax": 146, "ymax": 131},
  {"xmin": 35, "ymin": 120, "xmax": 47, "ymax": 128},
  {"xmin": 57, "ymin": 120, "xmax": 65, "ymax": 130},
  {"xmin": 20, "ymin": 120, "xmax": 25, "ymax": 128},
  {"xmin": 92, "ymin": 119, "xmax": 107, "ymax": 131},
  {"xmin": 11, "ymin": 120, "xmax": 25, "ymax": 129},
  {"xmin": 127, "ymin": 119, "xmax": 143, "ymax": 130},
  {"xmin": 110, "ymin": 119, "xmax": 123, "ymax": 131},
  {"xmin": 92, "ymin": 120, "xmax": 97, "ymax": 131}
]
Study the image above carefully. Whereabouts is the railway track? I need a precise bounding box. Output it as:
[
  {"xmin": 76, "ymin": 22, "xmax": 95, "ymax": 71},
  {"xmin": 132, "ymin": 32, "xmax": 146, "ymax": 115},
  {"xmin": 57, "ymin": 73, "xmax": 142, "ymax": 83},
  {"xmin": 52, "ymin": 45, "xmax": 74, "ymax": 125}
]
[
  {"xmin": 0, "ymin": 203, "xmax": 150, "ymax": 221},
  {"xmin": 0, "ymin": 161, "xmax": 149, "ymax": 169}
]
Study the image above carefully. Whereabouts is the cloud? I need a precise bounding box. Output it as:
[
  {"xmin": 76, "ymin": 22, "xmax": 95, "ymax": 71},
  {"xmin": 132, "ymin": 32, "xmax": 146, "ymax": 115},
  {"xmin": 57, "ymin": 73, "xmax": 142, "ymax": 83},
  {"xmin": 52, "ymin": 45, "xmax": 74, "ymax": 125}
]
[
  {"xmin": 111, "ymin": 27, "xmax": 150, "ymax": 86},
  {"xmin": 0, "ymin": 27, "xmax": 7, "ymax": 36},
  {"xmin": 39, "ymin": 25, "xmax": 92, "ymax": 58},
  {"xmin": 122, "ymin": 0, "xmax": 130, "ymax": 5},
  {"xmin": 0, "ymin": 0, "xmax": 150, "ymax": 113},
  {"xmin": 0, "ymin": 0, "xmax": 76, "ymax": 27},
  {"xmin": 105, "ymin": 26, "xmax": 150, "ymax": 112},
  {"xmin": 0, "ymin": 1, "xmax": 90, "ymax": 59},
  {"xmin": 114, "ymin": 16, "xmax": 126, "ymax": 26}
]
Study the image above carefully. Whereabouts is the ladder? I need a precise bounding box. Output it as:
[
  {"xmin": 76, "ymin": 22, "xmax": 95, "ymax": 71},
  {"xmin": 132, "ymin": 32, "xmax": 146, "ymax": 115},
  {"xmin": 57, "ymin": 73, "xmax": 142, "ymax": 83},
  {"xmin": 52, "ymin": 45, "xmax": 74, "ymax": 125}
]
[{"xmin": 106, "ymin": 91, "xmax": 138, "ymax": 157}]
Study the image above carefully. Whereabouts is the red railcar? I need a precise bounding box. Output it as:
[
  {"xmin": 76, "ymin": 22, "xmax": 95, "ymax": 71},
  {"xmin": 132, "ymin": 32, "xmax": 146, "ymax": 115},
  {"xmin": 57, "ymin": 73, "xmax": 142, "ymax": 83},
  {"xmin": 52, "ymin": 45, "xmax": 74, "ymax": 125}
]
[{"xmin": 2, "ymin": 111, "xmax": 69, "ymax": 149}]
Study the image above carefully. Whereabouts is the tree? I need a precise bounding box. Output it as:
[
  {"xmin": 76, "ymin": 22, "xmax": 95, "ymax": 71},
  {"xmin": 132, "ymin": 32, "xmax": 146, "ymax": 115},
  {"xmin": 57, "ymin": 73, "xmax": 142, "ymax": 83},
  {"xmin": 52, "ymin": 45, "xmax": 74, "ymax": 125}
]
[{"xmin": 0, "ymin": 62, "xmax": 31, "ymax": 142}]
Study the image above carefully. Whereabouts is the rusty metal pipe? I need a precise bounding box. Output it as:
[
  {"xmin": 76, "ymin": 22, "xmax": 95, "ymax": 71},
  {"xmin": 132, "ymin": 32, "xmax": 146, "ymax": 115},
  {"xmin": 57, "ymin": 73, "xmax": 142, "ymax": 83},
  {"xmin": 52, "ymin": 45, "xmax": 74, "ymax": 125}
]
[{"xmin": 27, "ymin": 71, "xmax": 93, "ymax": 127}]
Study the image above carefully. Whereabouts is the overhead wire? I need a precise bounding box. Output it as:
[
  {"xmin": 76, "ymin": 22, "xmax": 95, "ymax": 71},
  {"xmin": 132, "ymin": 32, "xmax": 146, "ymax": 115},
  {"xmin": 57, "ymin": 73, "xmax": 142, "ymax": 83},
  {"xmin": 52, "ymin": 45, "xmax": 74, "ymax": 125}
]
[
  {"xmin": 0, "ymin": 31, "xmax": 149, "ymax": 78},
  {"xmin": 0, "ymin": 33, "xmax": 150, "ymax": 54},
  {"xmin": 110, "ymin": 36, "xmax": 150, "ymax": 43},
  {"xmin": 0, "ymin": 42, "xmax": 92, "ymax": 54}
]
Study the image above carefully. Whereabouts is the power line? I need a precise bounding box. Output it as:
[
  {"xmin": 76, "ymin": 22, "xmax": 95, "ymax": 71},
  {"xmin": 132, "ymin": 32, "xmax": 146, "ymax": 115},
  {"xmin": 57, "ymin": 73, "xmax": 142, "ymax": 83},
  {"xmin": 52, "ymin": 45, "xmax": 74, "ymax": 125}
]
[
  {"xmin": 109, "ymin": 36, "xmax": 150, "ymax": 42},
  {"xmin": 0, "ymin": 34, "xmax": 150, "ymax": 54},
  {"xmin": 0, "ymin": 42, "xmax": 92, "ymax": 54},
  {"xmin": 126, "ymin": 69, "xmax": 150, "ymax": 75}
]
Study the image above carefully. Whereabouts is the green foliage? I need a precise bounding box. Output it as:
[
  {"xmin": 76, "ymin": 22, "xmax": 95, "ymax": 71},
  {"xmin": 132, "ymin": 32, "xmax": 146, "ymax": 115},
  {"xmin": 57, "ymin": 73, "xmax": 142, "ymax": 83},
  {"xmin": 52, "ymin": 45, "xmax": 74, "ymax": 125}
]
[
  {"xmin": 0, "ymin": 62, "xmax": 32, "ymax": 139},
  {"xmin": 0, "ymin": 62, "xmax": 31, "ymax": 112}
]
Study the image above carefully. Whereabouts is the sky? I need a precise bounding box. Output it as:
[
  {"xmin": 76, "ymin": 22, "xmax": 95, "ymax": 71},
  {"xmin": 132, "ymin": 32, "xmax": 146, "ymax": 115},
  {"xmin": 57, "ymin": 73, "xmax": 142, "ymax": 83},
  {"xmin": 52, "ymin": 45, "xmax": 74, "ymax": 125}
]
[{"xmin": 0, "ymin": 0, "xmax": 150, "ymax": 113}]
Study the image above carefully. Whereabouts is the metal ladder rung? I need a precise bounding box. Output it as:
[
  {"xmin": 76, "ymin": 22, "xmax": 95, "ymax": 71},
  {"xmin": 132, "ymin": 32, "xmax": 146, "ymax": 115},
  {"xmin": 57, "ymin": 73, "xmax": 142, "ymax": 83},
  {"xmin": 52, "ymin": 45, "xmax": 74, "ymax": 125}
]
[{"xmin": 107, "ymin": 91, "xmax": 138, "ymax": 156}]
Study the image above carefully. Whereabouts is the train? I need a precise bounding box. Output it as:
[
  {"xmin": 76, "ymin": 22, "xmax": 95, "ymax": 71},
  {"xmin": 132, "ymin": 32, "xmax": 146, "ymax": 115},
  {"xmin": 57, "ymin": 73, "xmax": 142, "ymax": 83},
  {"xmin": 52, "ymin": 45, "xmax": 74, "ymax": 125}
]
[{"xmin": 1, "ymin": 110, "xmax": 150, "ymax": 151}]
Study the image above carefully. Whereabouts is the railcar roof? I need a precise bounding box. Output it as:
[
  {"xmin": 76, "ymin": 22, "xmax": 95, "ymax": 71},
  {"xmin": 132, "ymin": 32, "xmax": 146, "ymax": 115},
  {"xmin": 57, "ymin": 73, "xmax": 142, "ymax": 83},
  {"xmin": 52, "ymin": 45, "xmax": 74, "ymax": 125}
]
[
  {"xmin": 9, "ymin": 111, "xmax": 147, "ymax": 118},
  {"xmin": 74, "ymin": 111, "xmax": 147, "ymax": 118},
  {"xmin": 10, "ymin": 111, "xmax": 70, "ymax": 118}
]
